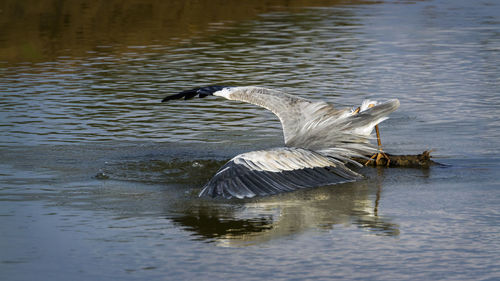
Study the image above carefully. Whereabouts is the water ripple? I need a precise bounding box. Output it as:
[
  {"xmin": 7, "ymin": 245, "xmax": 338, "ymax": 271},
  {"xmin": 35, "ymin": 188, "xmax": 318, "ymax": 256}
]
[{"xmin": 1, "ymin": 1, "xmax": 499, "ymax": 158}]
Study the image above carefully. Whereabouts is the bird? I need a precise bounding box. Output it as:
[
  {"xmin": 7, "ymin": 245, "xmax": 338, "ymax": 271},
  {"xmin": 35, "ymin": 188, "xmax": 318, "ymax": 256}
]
[{"xmin": 162, "ymin": 86, "xmax": 400, "ymax": 199}]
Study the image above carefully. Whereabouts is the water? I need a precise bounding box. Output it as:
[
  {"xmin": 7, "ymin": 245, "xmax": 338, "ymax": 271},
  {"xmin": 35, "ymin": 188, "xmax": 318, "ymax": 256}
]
[{"xmin": 1, "ymin": 0, "xmax": 499, "ymax": 280}]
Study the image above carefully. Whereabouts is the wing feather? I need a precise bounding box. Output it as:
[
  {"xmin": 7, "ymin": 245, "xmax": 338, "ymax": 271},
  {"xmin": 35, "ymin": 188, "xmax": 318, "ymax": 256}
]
[
  {"xmin": 199, "ymin": 147, "xmax": 361, "ymax": 199},
  {"xmin": 163, "ymin": 86, "xmax": 399, "ymax": 157}
]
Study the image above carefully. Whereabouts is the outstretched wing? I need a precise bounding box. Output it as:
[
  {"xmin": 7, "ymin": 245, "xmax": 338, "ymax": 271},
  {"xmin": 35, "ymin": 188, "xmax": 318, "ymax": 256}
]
[
  {"xmin": 163, "ymin": 86, "xmax": 329, "ymax": 145},
  {"xmin": 162, "ymin": 86, "xmax": 399, "ymax": 156},
  {"xmin": 199, "ymin": 147, "xmax": 361, "ymax": 199}
]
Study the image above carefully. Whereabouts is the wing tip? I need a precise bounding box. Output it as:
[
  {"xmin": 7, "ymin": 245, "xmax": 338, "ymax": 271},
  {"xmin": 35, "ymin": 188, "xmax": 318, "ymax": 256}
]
[{"xmin": 161, "ymin": 85, "xmax": 231, "ymax": 103}]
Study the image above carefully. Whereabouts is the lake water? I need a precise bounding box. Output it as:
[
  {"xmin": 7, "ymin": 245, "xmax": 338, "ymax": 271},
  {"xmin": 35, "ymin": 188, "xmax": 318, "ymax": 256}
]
[{"xmin": 1, "ymin": 0, "xmax": 499, "ymax": 280}]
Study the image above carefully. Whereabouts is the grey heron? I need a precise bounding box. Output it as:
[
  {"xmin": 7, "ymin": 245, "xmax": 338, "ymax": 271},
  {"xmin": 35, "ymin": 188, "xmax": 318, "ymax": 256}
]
[{"xmin": 162, "ymin": 86, "xmax": 399, "ymax": 199}]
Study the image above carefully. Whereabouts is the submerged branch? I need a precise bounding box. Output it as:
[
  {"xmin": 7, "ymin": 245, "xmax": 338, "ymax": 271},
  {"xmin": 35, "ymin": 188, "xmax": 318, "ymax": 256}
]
[{"xmin": 354, "ymin": 150, "xmax": 437, "ymax": 168}]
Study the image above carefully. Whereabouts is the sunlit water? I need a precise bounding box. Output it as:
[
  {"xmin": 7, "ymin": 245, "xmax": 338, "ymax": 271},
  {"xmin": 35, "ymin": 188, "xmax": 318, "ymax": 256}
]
[{"xmin": 1, "ymin": 0, "xmax": 500, "ymax": 280}]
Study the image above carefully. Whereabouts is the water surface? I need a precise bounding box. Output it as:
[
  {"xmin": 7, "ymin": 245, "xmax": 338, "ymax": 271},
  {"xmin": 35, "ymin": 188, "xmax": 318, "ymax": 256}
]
[{"xmin": 1, "ymin": 0, "xmax": 500, "ymax": 280}]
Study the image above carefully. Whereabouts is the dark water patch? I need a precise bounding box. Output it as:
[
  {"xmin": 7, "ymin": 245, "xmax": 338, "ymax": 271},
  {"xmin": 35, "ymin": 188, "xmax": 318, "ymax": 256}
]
[
  {"xmin": 96, "ymin": 158, "xmax": 224, "ymax": 185},
  {"xmin": 0, "ymin": 0, "xmax": 376, "ymax": 64}
]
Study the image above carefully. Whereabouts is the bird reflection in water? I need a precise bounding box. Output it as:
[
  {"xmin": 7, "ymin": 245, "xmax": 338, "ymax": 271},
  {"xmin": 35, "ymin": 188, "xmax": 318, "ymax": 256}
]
[{"xmin": 170, "ymin": 178, "xmax": 399, "ymax": 246}]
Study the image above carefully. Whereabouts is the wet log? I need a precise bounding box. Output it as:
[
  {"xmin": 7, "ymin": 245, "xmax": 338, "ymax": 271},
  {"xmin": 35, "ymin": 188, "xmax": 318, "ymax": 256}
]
[{"xmin": 353, "ymin": 150, "xmax": 437, "ymax": 168}]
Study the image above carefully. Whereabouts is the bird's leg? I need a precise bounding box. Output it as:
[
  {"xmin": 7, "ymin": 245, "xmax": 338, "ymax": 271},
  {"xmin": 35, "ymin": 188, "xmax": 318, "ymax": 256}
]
[
  {"xmin": 367, "ymin": 104, "xmax": 390, "ymax": 166},
  {"xmin": 353, "ymin": 105, "xmax": 390, "ymax": 167},
  {"xmin": 365, "ymin": 124, "xmax": 390, "ymax": 166}
]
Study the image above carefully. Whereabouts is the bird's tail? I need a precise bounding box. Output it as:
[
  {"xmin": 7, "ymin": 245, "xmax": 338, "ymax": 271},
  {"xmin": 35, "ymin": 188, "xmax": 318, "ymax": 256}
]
[{"xmin": 349, "ymin": 99, "xmax": 400, "ymax": 136}]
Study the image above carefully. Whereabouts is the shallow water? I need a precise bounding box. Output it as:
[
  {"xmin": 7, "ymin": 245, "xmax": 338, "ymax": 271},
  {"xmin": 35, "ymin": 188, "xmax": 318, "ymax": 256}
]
[{"xmin": 1, "ymin": 0, "xmax": 500, "ymax": 280}]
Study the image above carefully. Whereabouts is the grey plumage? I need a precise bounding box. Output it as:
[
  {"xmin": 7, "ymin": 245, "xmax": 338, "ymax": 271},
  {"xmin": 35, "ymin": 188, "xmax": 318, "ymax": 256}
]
[
  {"xmin": 198, "ymin": 148, "xmax": 361, "ymax": 198},
  {"xmin": 162, "ymin": 86, "xmax": 400, "ymax": 199}
]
